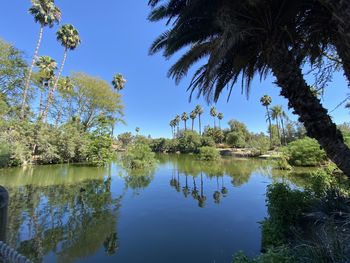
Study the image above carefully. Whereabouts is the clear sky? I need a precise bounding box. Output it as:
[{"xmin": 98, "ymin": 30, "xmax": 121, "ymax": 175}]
[{"xmin": 0, "ymin": 0, "xmax": 349, "ymax": 138}]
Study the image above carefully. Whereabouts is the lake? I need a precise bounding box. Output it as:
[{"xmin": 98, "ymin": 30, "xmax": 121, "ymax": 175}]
[{"xmin": 0, "ymin": 154, "xmax": 308, "ymax": 263}]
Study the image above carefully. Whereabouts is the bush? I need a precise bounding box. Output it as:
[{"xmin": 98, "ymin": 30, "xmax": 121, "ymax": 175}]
[
  {"xmin": 283, "ymin": 137, "xmax": 327, "ymax": 166},
  {"xmin": 122, "ymin": 143, "xmax": 156, "ymax": 169},
  {"xmin": 247, "ymin": 133, "xmax": 270, "ymax": 156},
  {"xmin": 0, "ymin": 143, "xmax": 11, "ymax": 168},
  {"xmin": 273, "ymin": 156, "xmax": 292, "ymax": 171},
  {"xmin": 233, "ymin": 246, "xmax": 294, "ymax": 263},
  {"xmin": 263, "ymin": 183, "xmax": 314, "ymax": 248},
  {"xmin": 177, "ymin": 130, "xmax": 202, "ymax": 153},
  {"xmin": 200, "ymin": 136, "xmax": 216, "ymax": 147},
  {"xmin": 198, "ymin": 146, "xmax": 220, "ymax": 161},
  {"xmin": 226, "ymin": 131, "xmax": 246, "ymax": 148},
  {"xmin": 203, "ymin": 127, "xmax": 224, "ymax": 143}
]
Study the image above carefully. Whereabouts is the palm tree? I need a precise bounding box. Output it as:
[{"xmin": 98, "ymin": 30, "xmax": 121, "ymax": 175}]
[
  {"xmin": 181, "ymin": 112, "xmax": 189, "ymax": 130},
  {"xmin": 260, "ymin": 95, "xmax": 273, "ymax": 147},
  {"xmin": 112, "ymin": 73, "xmax": 126, "ymax": 92},
  {"xmin": 148, "ymin": 0, "xmax": 350, "ymax": 176},
  {"xmin": 21, "ymin": 0, "xmax": 61, "ymax": 119},
  {"xmin": 135, "ymin": 127, "xmax": 140, "ymax": 135},
  {"xmin": 42, "ymin": 24, "xmax": 81, "ymax": 122},
  {"xmin": 217, "ymin": 113, "xmax": 224, "ymax": 129},
  {"xmin": 35, "ymin": 56, "xmax": 57, "ymax": 117},
  {"xmin": 271, "ymin": 105, "xmax": 288, "ymax": 146},
  {"xmin": 270, "ymin": 106, "xmax": 281, "ymax": 144},
  {"xmin": 190, "ymin": 110, "xmax": 197, "ymax": 131},
  {"xmin": 210, "ymin": 106, "xmax": 217, "ymax": 127},
  {"xmin": 56, "ymin": 76, "xmax": 74, "ymax": 126},
  {"xmin": 175, "ymin": 115, "xmax": 181, "ymax": 134},
  {"xmin": 169, "ymin": 120, "xmax": 176, "ymax": 138},
  {"xmin": 194, "ymin": 105, "xmax": 203, "ymax": 135}
]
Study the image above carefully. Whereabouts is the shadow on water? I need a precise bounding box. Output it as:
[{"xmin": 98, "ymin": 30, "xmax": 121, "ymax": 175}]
[{"xmin": 0, "ymin": 154, "xmax": 314, "ymax": 263}]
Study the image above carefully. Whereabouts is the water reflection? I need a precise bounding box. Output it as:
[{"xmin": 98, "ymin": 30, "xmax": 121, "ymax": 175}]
[{"xmin": 0, "ymin": 155, "xmax": 312, "ymax": 263}]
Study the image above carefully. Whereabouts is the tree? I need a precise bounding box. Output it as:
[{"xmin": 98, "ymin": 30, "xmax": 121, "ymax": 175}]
[
  {"xmin": 35, "ymin": 56, "xmax": 57, "ymax": 118},
  {"xmin": 135, "ymin": 127, "xmax": 140, "ymax": 135},
  {"xmin": 112, "ymin": 73, "xmax": 126, "ymax": 92},
  {"xmin": 271, "ymin": 105, "xmax": 287, "ymax": 145},
  {"xmin": 194, "ymin": 105, "xmax": 203, "ymax": 135},
  {"xmin": 22, "ymin": 0, "xmax": 61, "ymax": 119},
  {"xmin": 181, "ymin": 112, "xmax": 188, "ymax": 130},
  {"xmin": 210, "ymin": 106, "xmax": 217, "ymax": 127},
  {"xmin": 42, "ymin": 24, "xmax": 81, "ymax": 122},
  {"xmin": 0, "ymin": 39, "xmax": 27, "ymax": 115},
  {"xmin": 190, "ymin": 110, "xmax": 197, "ymax": 131},
  {"xmin": 217, "ymin": 113, "xmax": 223, "ymax": 129},
  {"xmin": 260, "ymin": 95, "xmax": 272, "ymax": 147},
  {"xmin": 169, "ymin": 119, "xmax": 176, "ymax": 138},
  {"xmin": 175, "ymin": 115, "xmax": 181, "ymax": 134},
  {"xmin": 69, "ymin": 72, "xmax": 124, "ymax": 131}
]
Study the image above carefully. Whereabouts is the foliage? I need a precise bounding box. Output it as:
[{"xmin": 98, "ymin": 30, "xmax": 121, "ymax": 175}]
[
  {"xmin": 283, "ymin": 137, "xmax": 327, "ymax": 166},
  {"xmin": 177, "ymin": 130, "xmax": 202, "ymax": 153},
  {"xmin": 121, "ymin": 143, "xmax": 156, "ymax": 169},
  {"xmin": 200, "ymin": 136, "xmax": 216, "ymax": 148},
  {"xmin": 0, "ymin": 143, "xmax": 11, "ymax": 168},
  {"xmin": 226, "ymin": 131, "xmax": 246, "ymax": 148},
  {"xmin": 198, "ymin": 146, "xmax": 220, "ymax": 161},
  {"xmin": 247, "ymin": 133, "xmax": 270, "ymax": 156},
  {"xmin": 273, "ymin": 155, "xmax": 292, "ymax": 171},
  {"xmin": 203, "ymin": 127, "xmax": 224, "ymax": 144},
  {"xmin": 233, "ymin": 246, "xmax": 294, "ymax": 263},
  {"xmin": 86, "ymin": 116, "xmax": 115, "ymax": 166},
  {"xmin": 117, "ymin": 132, "xmax": 133, "ymax": 147},
  {"xmin": 263, "ymin": 183, "xmax": 314, "ymax": 248}
]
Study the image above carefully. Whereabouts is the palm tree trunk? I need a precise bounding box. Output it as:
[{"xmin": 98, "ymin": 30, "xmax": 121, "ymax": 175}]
[
  {"xmin": 219, "ymin": 119, "xmax": 221, "ymax": 129},
  {"xmin": 199, "ymin": 114, "xmax": 202, "ymax": 135},
  {"xmin": 191, "ymin": 119, "xmax": 194, "ymax": 131},
  {"xmin": 276, "ymin": 120, "xmax": 281, "ymax": 144},
  {"xmin": 42, "ymin": 48, "xmax": 68, "ymax": 122},
  {"xmin": 184, "ymin": 120, "xmax": 187, "ymax": 130},
  {"xmin": 213, "ymin": 117, "xmax": 216, "ymax": 128},
  {"xmin": 38, "ymin": 83, "xmax": 44, "ymax": 118},
  {"xmin": 266, "ymin": 106, "xmax": 272, "ymax": 147},
  {"xmin": 269, "ymin": 47, "xmax": 350, "ymax": 177},
  {"xmin": 280, "ymin": 117, "xmax": 287, "ymax": 146},
  {"xmin": 21, "ymin": 26, "xmax": 44, "ymax": 119}
]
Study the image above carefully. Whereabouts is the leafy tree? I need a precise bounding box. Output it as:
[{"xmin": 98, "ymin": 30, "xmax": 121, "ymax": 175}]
[
  {"xmin": 0, "ymin": 39, "xmax": 27, "ymax": 115},
  {"xmin": 121, "ymin": 142, "xmax": 156, "ymax": 169},
  {"xmin": 22, "ymin": 0, "xmax": 61, "ymax": 119},
  {"xmin": 198, "ymin": 146, "xmax": 220, "ymax": 161},
  {"xmin": 42, "ymin": 24, "xmax": 81, "ymax": 122},
  {"xmin": 181, "ymin": 112, "xmax": 188, "ymax": 130},
  {"xmin": 226, "ymin": 131, "xmax": 246, "ymax": 148},
  {"xmin": 148, "ymin": 0, "xmax": 350, "ymax": 176},
  {"xmin": 177, "ymin": 130, "xmax": 202, "ymax": 153},
  {"xmin": 203, "ymin": 126, "xmax": 224, "ymax": 144},
  {"xmin": 117, "ymin": 132, "xmax": 133, "ymax": 147}
]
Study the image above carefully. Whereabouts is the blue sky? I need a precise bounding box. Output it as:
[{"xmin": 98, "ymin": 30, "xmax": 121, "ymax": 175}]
[{"xmin": 0, "ymin": 0, "xmax": 349, "ymax": 138}]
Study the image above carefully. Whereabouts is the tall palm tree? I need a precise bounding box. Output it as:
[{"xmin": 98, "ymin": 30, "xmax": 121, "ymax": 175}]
[
  {"xmin": 260, "ymin": 95, "xmax": 272, "ymax": 147},
  {"xmin": 270, "ymin": 105, "xmax": 282, "ymax": 144},
  {"xmin": 148, "ymin": 0, "xmax": 350, "ymax": 176},
  {"xmin": 42, "ymin": 24, "xmax": 81, "ymax": 122},
  {"xmin": 194, "ymin": 105, "xmax": 203, "ymax": 135},
  {"xmin": 271, "ymin": 105, "xmax": 288, "ymax": 145},
  {"xmin": 217, "ymin": 113, "xmax": 224, "ymax": 129},
  {"xmin": 21, "ymin": 0, "xmax": 61, "ymax": 119},
  {"xmin": 35, "ymin": 56, "xmax": 57, "ymax": 117},
  {"xmin": 174, "ymin": 115, "xmax": 181, "ymax": 134},
  {"xmin": 112, "ymin": 73, "xmax": 126, "ymax": 92},
  {"xmin": 170, "ymin": 120, "xmax": 176, "ymax": 138},
  {"xmin": 210, "ymin": 106, "xmax": 217, "ymax": 127},
  {"xmin": 56, "ymin": 76, "xmax": 74, "ymax": 126},
  {"xmin": 190, "ymin": 110, "xmax": 197, "ymax": 131},
  {"xmin": 135, "ymin": 127, "xmax": 140, "ymax": 135},
  {"xmin": 181, "ymin": 112, "xmax": 189, "ymax": 130}
]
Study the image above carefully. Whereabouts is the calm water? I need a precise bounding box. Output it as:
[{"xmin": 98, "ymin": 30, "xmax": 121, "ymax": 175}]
[{"xmin": 0, "ymin": 155, "xmax": 307, "ymax": 263}]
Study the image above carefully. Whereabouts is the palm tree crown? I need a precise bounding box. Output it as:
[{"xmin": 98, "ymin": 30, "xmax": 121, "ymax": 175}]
[
  {"xmin": 57, "ymin": 24, "xmax": 81, "ymax": 50},
  {"xmin": 29, "ymin": 0, "xmax": 61, "ymax": 27},
  {"xmin": 112, "ymin": 73, "xmax": 126, "ymax": 92},
  {"xmin": 260, "ymin": 95, "xmax": 272, "ymax": 107},
  {"xmin": 217, "ymin": 113, "xmax": 224, "ymax": 121},
  {"xmin": 35, "ymin": 55, "xmax": 57, "ymax": 82}
]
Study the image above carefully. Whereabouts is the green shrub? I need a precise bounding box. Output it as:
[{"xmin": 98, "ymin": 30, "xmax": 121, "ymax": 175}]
[
  {"xmin": 233, "ymin": 246, "xmax": 294, "ymax": 263},
  {"xmin": 264, "ymin": 183, "xmax": 314, "ymax": 247},
  {"xmin": 307, "ymin": 169, "xmax": 335, "ymax": 197},
  {"xmin": 226, "ymin": 131, "xmax": 246, "ymax": 148},
  {"xmin": 0, "ymin": 143, "xmax": 11, "ymax": 168},
  {"xmin": 247, "ymin": 133, "xmax": 270, "ymax": 156},
  {"xmin": 198, "ymin": 146, "xmax": 220, "ymax": 161},
  {"xmin": 283, "ymin": 137, "xmax": 327, "ymax": 166},
  {"xmin": 200, "ymin": 136, "xmax": 216, "ymax": 147},
  {"xmin": 177, "ymin": 130, "xmax": 202, "ymax": 153},
  {"xmin": 122, "ymin": 143, "xmax": 156, "ymax": 169},
  {"xmin": 203, "ymin": 127, "xmax": 224, "ymax": 143},
  {"xmin": 273, "ymin": 156, "xmax": 292, "ymax": 171}
]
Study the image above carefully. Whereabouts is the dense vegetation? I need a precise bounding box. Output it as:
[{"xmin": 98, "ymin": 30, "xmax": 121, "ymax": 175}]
[{"xmin": 0, "ymin": 0, "xmax": 125, "ymax": 167}]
